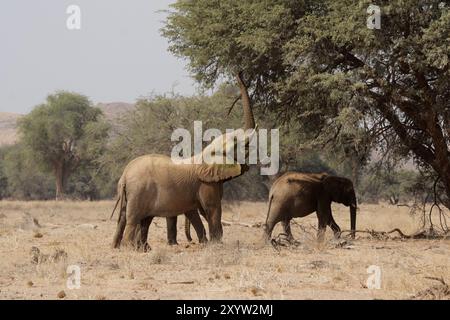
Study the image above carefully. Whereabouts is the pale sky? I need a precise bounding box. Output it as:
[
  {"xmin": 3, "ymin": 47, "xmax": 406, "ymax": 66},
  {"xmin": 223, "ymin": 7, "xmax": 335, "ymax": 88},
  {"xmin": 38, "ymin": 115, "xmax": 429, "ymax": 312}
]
[{"xmin": 0, "ymin": 0, "xmax": 197, "ymax": 114}]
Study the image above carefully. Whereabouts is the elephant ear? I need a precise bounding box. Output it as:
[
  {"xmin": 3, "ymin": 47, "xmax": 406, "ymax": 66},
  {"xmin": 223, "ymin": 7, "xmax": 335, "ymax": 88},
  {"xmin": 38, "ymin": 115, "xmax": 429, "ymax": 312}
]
[
  {"xmin": 323, "ymin": 176, "xmax": 352, "ymax": 203},
  {"xmin": 196, "ymin": 163, "xmax": 242, "ymax": 183}
]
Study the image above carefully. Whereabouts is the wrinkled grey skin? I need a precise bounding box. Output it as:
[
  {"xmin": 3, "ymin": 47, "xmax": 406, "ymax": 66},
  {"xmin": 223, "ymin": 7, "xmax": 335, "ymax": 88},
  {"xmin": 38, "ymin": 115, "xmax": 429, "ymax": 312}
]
[
  {"xmin": 264, "ymin": 172, "xmax": 357, "ymax": 242},
  {"xmin": 111, "ymin": 73, "xmax": 255, "ymax": 251}
]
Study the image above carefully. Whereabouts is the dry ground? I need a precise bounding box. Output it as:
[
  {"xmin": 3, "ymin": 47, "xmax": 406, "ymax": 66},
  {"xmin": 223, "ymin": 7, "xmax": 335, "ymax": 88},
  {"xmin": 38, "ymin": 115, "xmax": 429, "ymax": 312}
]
[{"xmin": 0, "ymin": 200, "xmax": 448, "ymax": 300}]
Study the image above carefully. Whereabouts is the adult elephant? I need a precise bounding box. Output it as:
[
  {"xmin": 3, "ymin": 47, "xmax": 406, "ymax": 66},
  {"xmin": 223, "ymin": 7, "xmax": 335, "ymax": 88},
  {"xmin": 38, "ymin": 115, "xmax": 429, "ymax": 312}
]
[
  {"xmin": 264, "ymin": 172, "xmax": 357, "ymax": 242},
  {"xmin": 111, "ymin": 73, "xmax": 255, "ymax": 250}
]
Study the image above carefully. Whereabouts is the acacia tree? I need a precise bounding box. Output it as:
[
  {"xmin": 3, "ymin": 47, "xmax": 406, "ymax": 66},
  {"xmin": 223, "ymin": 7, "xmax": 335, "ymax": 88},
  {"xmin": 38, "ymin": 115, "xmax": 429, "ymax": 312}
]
[
  {"xmin": 19, "ymin": 92, "xmax": 109, "ymax": 200},
  {"xmin": 163, "ymin": 0, "xmax": 450, "ymax": 209}
]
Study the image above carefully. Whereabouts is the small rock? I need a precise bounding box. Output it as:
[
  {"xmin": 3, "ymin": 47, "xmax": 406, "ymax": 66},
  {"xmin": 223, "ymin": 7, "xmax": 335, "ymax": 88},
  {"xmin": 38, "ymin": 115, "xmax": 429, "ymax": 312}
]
[
  {"xmin": 78, "ymin": 224, "xmax": 97, "ymax": 229},
  {"xmin": 57, "ymin": 290, "xmax": 66, "ymax": 299},
  {"xmin": 33, "ymin": 232, "xmax": 43, "ymax": 238},
  {"xmin": 309, "ymin": 260, "xmax": 329, "ymax": 269},
  {"xmin": 27, "ymin": 281, "xmax": 34, "ymax": 287},
  {"xmin": 249, "ymin": 287, "xmax": 264, "ymax": 296}
]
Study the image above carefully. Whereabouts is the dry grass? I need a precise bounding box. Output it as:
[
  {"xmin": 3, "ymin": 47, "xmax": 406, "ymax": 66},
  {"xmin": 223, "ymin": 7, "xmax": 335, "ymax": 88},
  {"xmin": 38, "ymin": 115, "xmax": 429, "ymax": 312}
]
[{"xmin": 0, "ymin": 200, "xmax": 448, "ymax": 300}]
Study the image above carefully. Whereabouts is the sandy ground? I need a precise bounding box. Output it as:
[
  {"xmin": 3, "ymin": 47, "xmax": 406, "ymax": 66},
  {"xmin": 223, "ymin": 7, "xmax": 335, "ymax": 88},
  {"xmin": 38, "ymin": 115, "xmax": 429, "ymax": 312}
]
[{"xmin": 0, "ymin": 200, "xmax": 448, "ymax": 300}]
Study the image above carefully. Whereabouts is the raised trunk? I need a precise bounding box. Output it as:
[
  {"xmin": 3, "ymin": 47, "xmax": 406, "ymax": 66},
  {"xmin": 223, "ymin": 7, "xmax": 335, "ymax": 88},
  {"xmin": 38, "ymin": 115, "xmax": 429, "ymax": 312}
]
[{"xmin": 236, "ymin": 72, "xmax": 255, "ymax": 130}]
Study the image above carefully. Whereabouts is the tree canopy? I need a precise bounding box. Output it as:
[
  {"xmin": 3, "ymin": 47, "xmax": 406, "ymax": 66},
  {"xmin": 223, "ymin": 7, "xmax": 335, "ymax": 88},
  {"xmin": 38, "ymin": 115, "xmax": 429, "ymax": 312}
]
[
  {"xmin": 163, "ymin": 0, "xmax": 450, "ymax": 209},
  {"xmin": 18, "ymin": 91, "xmax": 109, "ymax": 199}
]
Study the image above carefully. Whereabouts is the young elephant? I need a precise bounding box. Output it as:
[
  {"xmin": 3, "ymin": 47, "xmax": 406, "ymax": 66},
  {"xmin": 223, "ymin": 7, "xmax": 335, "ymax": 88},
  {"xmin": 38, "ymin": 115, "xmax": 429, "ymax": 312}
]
[{"xmin": 264, "ymin": 172, "xmax": 357, "ymax": 241}]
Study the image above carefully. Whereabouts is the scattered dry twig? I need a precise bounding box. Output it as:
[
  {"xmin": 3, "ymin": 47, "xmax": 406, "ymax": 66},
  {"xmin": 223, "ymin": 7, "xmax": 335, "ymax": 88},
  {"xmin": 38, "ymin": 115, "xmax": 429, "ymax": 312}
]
[
  {"xmin": 411, "ymin": 277, "xmax": 450, "ymax": 300},
  {"xmin": 222, "ymin": 220, "xmax": 262, "ymax": 228},
  {"xmin": 270, "ymin": 233, "xmax": 300, "ymax": 252},
  {"xmin": 340, "ymin": 228, "xmax": 449, "ymax": 240},
  {"xmin": 168, "ymin": 281, "xmax": 195, "ymax": 285}
]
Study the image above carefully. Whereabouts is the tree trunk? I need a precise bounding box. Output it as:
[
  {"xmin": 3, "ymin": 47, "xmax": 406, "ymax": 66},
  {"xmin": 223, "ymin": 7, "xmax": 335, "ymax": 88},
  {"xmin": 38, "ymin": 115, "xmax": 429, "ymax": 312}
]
[
  {"xmin": 441, "ymin": 175, "xmax": 450, "ymax": 210},
  {"xmin": 54, "ymin": 161, "xmax": 69, "ymax": 201}
]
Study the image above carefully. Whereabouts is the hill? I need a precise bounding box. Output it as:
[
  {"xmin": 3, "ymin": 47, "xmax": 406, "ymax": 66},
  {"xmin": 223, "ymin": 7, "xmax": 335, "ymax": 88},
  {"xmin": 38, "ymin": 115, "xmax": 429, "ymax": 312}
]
[
  {"xmin": 0, "ymin": 103, "xmax": 135, "ymax": 147},
  {"xmin": 0, "ymin": 112, "xmax": 23, "ymax": 146}
]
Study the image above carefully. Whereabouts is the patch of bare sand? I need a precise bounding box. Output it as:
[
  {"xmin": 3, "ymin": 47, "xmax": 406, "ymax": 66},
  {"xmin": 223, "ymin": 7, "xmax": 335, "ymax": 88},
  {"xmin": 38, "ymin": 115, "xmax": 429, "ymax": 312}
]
[{"xmin": 0, "ymin": 200, "xmax": 448, "ymax": 300}]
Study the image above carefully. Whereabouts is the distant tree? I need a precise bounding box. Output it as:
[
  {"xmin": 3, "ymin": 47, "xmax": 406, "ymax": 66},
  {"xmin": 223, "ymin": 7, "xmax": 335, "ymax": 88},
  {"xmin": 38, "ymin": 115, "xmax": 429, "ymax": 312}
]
[
  {"xmin": 18, "ymin": 92, "xmax": 109, "ymax": 200},
  {"xmin": 163, "ymin": 0, "xmax": 450, "ymax": 209},
  {"xmin": 0, "ymin": 147, "xmax": 9, "ymax": 199},
  {"xmin": 0, "ymin": 144, "xmax": 55, "ymax": 200}
]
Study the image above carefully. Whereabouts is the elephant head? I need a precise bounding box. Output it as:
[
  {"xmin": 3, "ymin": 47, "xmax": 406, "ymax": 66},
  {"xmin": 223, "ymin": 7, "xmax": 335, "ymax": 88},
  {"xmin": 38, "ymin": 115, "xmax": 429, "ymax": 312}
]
[
  {"xmin": 192, "ymin": 72, "xmax": 256, "ymax": 183},
  {"xmin": 323, "ymin": 176, "xmax": 357, "ymax": 239}
]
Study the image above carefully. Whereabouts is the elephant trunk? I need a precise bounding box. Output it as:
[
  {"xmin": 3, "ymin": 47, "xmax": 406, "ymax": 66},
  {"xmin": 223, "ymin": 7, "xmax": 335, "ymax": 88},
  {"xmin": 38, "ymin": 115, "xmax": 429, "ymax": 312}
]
[
  {"xmin": 350, "ymin": 203, "xmax": 357, "ymax": 239},
  {"xmin": 236, "ymin": 72, "xmax": 255, "ymax": 130}
]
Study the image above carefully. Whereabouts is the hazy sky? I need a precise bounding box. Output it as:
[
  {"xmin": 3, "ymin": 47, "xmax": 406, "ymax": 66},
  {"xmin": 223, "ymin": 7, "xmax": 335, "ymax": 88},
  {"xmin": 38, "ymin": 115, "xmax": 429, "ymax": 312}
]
[{"xmin": 0, "ymin": 0, "xmax": 197, "ymax": 114}]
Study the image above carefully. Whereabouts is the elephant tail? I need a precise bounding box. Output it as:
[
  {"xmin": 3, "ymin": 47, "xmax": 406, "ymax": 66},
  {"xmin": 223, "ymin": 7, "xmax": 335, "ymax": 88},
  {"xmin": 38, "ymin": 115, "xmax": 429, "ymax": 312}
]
[
  {"xmin": 110, "ymin": 182, "xmax": 126, "ymax": 221},
  {"xmin": 265, "ymin": 194, "xmax": 274, "ymax": 225},
  {"xmin": 184, "ymin": 216, "xmax": 193, "ymax": 242}
]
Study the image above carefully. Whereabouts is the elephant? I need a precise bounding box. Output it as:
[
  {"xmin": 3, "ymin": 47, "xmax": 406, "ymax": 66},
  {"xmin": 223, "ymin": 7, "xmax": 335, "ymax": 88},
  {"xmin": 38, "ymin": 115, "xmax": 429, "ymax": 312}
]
[
  {"xmin": 111, "ymin": 73, "xmax": 256, "ymax": 251},
  {"xmin": 264, "ymin": 172, "xmax": 357, "ymax": 242},
  {"xmin": 165, "ymin": 208, "xmax": 207, "ymax": 245}
]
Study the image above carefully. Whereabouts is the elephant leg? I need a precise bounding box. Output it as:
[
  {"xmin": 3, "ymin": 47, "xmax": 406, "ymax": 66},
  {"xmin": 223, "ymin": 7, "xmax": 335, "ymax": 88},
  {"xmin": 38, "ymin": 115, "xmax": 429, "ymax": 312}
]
[
  {"xmin": 317, "ymin": 200, "xmax": 332, "ymax": 242},
  {"xmin": 185, "ymin": 209, "xmax": 207, "ymax": 243},
  {"xmin": 264, "ymin": 203, "xmax": 283, "ymax": 242},
  {"xmin": 316, "ymin": 212, "xmax": 330, "ymax": 242},
  {"xmin": 112, "ymin": 209, "xmax": 126, "ymax": 249},
  {"xmin": 123, "ymin": 223, "xmax": 140, "ymax": 249},
  {"xmin": 122, "ymin": 199, "xmax": 147, "ymax": 250},
  {"xmin": 328, "ymin": 215, "xmax": 341, "ymax": 239},
  {"xmin": 166, "ymin": 216, "xmax": 178, "ymax": 245},
  {"xmin": 281, "ymin": 218, "xmax": 294, "ymax": 242},
  {"xmin": 204, "ymin": 205, "xmax": 222, "ymax": 243},
  {"xmin": 139, "ymin": 216, "xmax": 153, "ymax": 252},
  {"xmin": 198, "ymin": 184, "xmax": 223, "ymax": 243}
]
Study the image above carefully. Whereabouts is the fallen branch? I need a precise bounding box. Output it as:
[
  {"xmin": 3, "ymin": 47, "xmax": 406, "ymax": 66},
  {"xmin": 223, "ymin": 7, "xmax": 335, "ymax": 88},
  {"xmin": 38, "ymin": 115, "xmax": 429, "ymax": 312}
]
[
  {"xmin": 167, "ymin": 281, "xmax": 195, "ymax": 285},
  {"xmin": 222, "ymin": 220, "xmax": 262, "ymax": 228},
  {"xmin": 270, "ymin": 233, "xmax": 300, "ymax": 252},
  {"xmin": 340, "ymin": 228, "xmax": 449, "ymax": 240}
]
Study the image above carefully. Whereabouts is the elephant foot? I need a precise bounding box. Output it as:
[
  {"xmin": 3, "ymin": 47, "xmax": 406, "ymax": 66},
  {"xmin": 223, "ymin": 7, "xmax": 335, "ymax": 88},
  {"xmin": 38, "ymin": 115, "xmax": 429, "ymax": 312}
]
[
  {"xmin": 209, "ymin": 239, "xmax": 223, "ymax": 244},
  {"xmin": 167, "ymin": 239, "xmax": 178, "ymax": 246},
  {"xmin": 138, "ymin": 242, "xmax": 151, "ymax": 252}
]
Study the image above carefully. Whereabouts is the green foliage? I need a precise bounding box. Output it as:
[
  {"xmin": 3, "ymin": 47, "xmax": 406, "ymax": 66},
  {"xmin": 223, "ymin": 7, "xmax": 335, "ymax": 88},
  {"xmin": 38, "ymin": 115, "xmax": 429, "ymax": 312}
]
[
  {"xmin": 0, "ymin": 144, "xmax": 55, "ymax": 200},
  {"xmin": 0, "ymin": 147, "xmax": 10, "ymax": 199},
  {"xmin": 359, "ymin": 168, "xmax": 420, "ymax": 204},
  {"xmin": 18, "ymin": 91, "xmax": 110, "ymax": 198},
  {"xmin": 163, "ymin": 0, "xmax": 450, "ymax": 208},
  {"xmin": 19, "ymin": 92, "xmax": 108, "ymax": 171}
]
